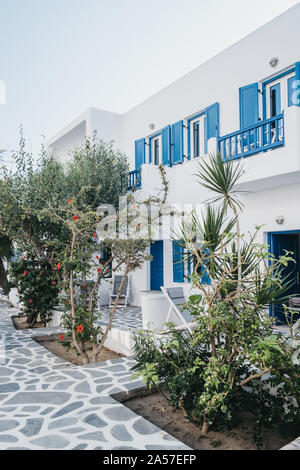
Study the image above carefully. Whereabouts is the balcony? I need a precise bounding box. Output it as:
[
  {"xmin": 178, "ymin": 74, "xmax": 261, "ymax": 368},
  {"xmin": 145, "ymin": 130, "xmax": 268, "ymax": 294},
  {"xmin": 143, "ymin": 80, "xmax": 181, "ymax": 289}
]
[
  {"xmin": 127, "ymin": 169, "xmax": 142, "ymax": 191},
  {"xmin": 218, "ymin": 113, "xmax": 285, "ymax": 161}
]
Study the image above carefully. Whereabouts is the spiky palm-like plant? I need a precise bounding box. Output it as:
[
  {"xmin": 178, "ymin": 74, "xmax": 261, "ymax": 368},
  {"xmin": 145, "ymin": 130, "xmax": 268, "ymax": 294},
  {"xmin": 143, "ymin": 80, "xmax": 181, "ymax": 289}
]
[{"xmin": 196, "ymin": 152, "xmax": 244, "ymax": 290}]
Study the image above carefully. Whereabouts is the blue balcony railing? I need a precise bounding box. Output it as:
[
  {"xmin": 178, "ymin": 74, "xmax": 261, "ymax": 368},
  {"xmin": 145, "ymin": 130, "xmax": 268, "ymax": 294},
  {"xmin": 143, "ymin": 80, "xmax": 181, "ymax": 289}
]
[
  {"xmin": 218, "ymin": 113, "xmax": 285, "ymax": 161},
  {"xmin": 127, "ymin": 169, "xmax": 142, "ymax": 191}
]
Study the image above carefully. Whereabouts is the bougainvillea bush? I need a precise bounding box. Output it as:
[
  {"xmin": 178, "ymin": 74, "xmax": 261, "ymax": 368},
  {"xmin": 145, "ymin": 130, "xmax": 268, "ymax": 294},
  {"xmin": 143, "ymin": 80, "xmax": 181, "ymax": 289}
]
[{"xmin": 10, "ymin": 255, "xmax": 59, "ymax": 326}]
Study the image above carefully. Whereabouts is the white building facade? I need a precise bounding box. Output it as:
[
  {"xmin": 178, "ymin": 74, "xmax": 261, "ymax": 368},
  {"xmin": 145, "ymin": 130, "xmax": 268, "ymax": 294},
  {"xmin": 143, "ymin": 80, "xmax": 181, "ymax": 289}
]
[{"xmin": 47, "ymin": 5, "xmax": 300, "ymax": 316}]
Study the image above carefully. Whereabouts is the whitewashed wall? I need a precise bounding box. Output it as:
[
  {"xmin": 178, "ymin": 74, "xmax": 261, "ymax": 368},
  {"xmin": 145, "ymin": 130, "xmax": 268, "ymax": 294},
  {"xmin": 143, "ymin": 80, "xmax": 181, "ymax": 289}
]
[{"xmin": 46, "ymin": 4, "xmax": 300, "ymax": 306}]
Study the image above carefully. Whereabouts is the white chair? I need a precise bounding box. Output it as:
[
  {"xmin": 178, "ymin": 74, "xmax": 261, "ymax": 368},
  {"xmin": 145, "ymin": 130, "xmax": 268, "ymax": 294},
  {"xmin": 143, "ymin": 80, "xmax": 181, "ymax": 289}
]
[
  {"xmin": 108, "ymin": 275, "xmax": 130, "ymax": 309},
  {"xmin": 160, "ymin": 286, "xmax": 196, "ymax": 334}
]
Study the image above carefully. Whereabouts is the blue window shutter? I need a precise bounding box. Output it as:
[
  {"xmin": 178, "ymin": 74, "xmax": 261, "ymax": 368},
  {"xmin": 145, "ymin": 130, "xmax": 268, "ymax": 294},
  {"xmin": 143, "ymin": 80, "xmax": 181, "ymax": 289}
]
[
  {"xmin": 239, "ymin": 83, "xmax": 259, "ymax": 129},
  {"xmin": 201, "ymin": 249, "xmax": 211, "ymax": 285},
  {"xmin": 172, "ymin": 120, "xmax": 184, "ymax": 165},
  {"xmin": 135, "ymin": 138, "xmax": 145, "ymax": 170},
  {"xmin": 173, "ymin": 241, "xmax": 184, "ymax": 283},
  {"xmin": 201, "ymin": 266, "xmax": 211, "ymax": 285},
  {"xmin": 161, "ymin": 125, "xmax": 171, "ymax": 166},
  {"xmin": 205, "ymin": 103, "xmax": 219, "ymax": 152}
]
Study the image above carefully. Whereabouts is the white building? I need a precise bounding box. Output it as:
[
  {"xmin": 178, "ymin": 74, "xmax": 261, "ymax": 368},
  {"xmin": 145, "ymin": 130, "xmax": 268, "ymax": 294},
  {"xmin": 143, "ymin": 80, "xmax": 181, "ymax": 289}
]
[{"xmin": 47, "ymin": 4, "xmax": 300, "ymax": 318}]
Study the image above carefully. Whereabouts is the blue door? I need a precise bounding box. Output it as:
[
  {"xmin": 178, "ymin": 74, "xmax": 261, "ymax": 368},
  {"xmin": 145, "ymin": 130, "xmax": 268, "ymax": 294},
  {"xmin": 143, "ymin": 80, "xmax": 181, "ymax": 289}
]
[
  {"xmin": 150, "ymin": 241, "xmax": 164, "ymax": 291},
  {"xmin": 270, "ymin": 232, "xmax": 300, "ymax": 324}
]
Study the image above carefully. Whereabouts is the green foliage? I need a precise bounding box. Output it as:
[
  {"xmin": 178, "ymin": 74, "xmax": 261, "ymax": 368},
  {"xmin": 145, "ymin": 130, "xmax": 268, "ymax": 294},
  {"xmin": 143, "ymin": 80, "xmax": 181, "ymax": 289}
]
[
  {"xmin": 0, "ymin": 131, "xmax": 129, "ymax": 262},
  {"xmin": 132, "ymin": 153, "xmax": 300, "ymax": 448},
  {"xmin": 195, "ymin": 152, "xmax": 244, "ymax": 210},
  {"xmin": 10, "ymin": 255, "xmax": 59, "ymax": 326},
  {"xmin": 0, "ymin": 234, "xmax": 13, "ymax": 260}
]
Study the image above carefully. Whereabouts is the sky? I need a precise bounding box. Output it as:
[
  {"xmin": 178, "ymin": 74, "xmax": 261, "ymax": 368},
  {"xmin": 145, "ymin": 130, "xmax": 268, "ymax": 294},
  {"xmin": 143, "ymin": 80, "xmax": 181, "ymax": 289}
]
[{"xmin": 0, "ymin": 0, "xmax": 299, "ymax": 159}]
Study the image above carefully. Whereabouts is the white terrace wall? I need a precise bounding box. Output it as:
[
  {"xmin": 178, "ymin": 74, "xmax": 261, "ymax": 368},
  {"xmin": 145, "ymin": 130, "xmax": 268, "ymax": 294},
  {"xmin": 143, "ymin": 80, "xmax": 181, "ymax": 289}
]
[{"xmin": 48, "ymin": 107, "xmax": 122, "ymax": 163}]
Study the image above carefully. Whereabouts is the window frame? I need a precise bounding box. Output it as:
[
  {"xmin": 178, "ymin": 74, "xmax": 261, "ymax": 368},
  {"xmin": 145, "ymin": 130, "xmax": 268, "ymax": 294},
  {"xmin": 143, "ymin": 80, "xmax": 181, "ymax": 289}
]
[{"xmin": 187, "ymin": 111, "xmax": 206, "ymax": 159}]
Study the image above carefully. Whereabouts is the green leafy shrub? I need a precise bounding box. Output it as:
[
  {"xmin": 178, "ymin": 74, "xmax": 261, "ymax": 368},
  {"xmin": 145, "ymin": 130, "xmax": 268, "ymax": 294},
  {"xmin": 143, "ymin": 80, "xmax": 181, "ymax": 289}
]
[
  {"xmin": 10, "ymin": 255, "xmax": 59, "ymax": 326},
  {"xmin": 132, "ymin": 154, "xmax": 300, "ymax": 448}
]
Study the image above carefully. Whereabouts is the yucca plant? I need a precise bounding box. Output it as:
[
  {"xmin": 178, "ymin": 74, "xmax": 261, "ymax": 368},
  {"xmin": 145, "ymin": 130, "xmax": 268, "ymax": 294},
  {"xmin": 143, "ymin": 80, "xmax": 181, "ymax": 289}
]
[{"xmin": 196, "ymin": 152, "xmax": 244, "ymax": 290}]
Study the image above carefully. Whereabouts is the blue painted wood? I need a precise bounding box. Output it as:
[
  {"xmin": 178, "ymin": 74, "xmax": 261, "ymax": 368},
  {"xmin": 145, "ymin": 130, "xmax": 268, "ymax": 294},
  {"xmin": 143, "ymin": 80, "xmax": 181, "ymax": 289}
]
[
  {"xmin": 150, "ymin": 241, "xmax": 164, "ymax": 290},
  {"xmin": 127, "ymin": 169, "xmax": 141, "ymax": 190},
  {"xmin": 135, "ymin": 138, "xmax": 145, "ymax": 170},
  {"xmin": 239, "ymin": 83, "xmax": 259, "ymax": 129},
  {"xmin": 218, "ymin": 113, "xmax": 284, "ymax": 161},
  {"xmin": 172, "ymin": 120, "xmax": 184, "ymax": 165},
  {"xmin": 162, "ymin": 125, "xmax": 171, "ymax": 166},
  {"xmin": 173, "ymin": 241, "xmax": 185, "ymax": 283},
  {"xmin": 205, "ymin": 103, "xmax": 219, "ymax": 152}
]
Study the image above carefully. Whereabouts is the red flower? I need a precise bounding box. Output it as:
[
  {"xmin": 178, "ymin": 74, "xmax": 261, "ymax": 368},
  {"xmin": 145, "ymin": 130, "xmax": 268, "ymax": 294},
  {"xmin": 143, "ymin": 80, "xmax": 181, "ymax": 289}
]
[
  {"xmin": 93, "ymin": 232, "xmax": 97, "ymax": 238},
  {"xmin": 77, "ymin": 325, "xmax": 84, "ymax": 333},
  {"xmin": 96, "ymin": 256, "xmax": 99, "ymax": 260},
  {"xmin": 60, "ymin": 334, "xmax": 64, "ymax": 341},
  {"xmin": 73, "ymin": 216, "xmax": 79, "ymax": 221},
  {"xmin": 29, "ymin": 299, "xmax": 33, "ymax": 304},
  {"xmin": 52, "ymin": 281, "xmax": 57, "ymax": 286},
  {"xmin": 68, "ymin": 198, "xmax": 72, "ymax": 204},
  {"xmin": 69, "ymin": 313, "xmax": 72, "ymax": 317},
  {"xmin": 97, "ymin": 267, "xmax": 102, "ymax": 273},
  {"xmin": 82, "ymin": 284, "xmax": 87, "ymax": 290},
  {"xmin": 57, "ymin": 263, "xmax": 61, "ymax": 271},
  {"xmin": 24, "ymin": 270, "xmax": 29, "ymax": 275}
]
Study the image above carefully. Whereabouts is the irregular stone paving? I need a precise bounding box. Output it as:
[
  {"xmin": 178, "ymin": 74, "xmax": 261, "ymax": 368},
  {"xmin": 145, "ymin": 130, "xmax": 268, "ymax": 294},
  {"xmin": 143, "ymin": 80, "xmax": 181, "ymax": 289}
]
[
  {"xmin": 0, "ymin": 302, "xmax": 189, "ymax": 450},
  {"xmin": 281, "ymin": 437, "xmax": 300, "ymax": 450},
  {"xmin": 96, "ymin": 306, "xmax": 143, "ymax": 332}
]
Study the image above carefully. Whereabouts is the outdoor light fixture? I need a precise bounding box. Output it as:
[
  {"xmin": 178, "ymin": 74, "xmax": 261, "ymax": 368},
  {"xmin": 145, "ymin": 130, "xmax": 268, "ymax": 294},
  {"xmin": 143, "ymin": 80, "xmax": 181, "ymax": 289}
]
[
  {"xmin": 149, "ymin": 123, "xmax": 155, "ymax": 130},
  {"xmin": 269, "ymin": 57, "xmax": 279, "ymax": 67},
  {"xmin": 276, "ymin": 215, "xmax": 285, "ymax": 225}
]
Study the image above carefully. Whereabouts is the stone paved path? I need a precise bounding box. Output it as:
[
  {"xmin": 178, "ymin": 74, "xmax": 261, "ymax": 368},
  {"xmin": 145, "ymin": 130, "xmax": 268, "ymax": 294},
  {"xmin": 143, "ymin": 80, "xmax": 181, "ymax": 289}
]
[
  {"xmin": 0, "ymin": 302, "xmax": 189, "ymax": 450},
  {"xmin": 96, "ymin": 306, "xmax": 143, "ymax": 332}
]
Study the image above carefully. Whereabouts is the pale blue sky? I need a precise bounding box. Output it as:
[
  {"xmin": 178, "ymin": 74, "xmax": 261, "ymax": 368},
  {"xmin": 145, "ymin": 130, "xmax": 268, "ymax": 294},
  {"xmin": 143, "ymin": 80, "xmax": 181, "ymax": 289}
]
[{"xmin": 0, "ymin": 0, "xmax": 299, "ymax": 157}]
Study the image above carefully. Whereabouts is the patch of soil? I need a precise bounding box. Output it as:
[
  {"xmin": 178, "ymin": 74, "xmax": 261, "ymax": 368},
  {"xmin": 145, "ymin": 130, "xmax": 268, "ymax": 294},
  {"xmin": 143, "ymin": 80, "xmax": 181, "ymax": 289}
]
[
  {"xmin": 123, "ymin": 391, "xmax": 299, "ymax": 450},
  {"xmin": 12, "ymin": 315, "xmax": 46, "ymax": 330},
  {"xmin": 34, "ymin": 334, "xmax": 124, "ymax": 366}
]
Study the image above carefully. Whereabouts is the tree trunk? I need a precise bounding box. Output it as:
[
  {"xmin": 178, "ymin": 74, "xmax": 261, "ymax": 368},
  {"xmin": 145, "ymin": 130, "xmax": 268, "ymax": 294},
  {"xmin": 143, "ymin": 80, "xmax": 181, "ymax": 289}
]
[
  {"xmin": 0, "ymin": 258, "xmax": 9, "ymax": 294},
  {"xmin": 201, "ymin": 419, "xmax": 209, "ymax": 435},
  {"xmin": 92, "ymin": 265, "xmax": 129, "ymax": 362}
]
